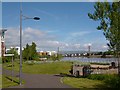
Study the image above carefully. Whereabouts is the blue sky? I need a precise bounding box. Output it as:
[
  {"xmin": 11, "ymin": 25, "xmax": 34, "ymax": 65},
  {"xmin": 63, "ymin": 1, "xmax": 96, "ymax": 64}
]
[{"xmin": 2, "ymin": 2, "xmax": 109, "ymax": 51}]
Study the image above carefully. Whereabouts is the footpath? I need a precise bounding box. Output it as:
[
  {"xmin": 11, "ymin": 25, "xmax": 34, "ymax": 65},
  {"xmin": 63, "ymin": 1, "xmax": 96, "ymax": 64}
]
[{"xmin": 2, "ymin": 69, "xmax": 71, "ymax": 88}]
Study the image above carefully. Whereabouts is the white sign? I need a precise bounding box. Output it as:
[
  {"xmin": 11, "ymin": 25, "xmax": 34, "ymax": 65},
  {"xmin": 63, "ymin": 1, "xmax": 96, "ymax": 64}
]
[{"xmin": 4, "ymin": 54, "xmax": 14, "ymax": 57}]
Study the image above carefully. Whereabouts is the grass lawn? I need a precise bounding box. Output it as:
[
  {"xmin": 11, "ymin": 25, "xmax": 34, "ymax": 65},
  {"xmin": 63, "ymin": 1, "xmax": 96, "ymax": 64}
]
[
  {"xmin": 0, "ymin": 57, "xmax": 2, "ymax": 64},
  {"xmin": 0, "ymin": 75, "xmax": 2, "ymax": 88},
  {"xmin": 1, "ymin": 75, "xmax": 22, "ymax": 88},
  {"xmin": 63, "ymin": 77, "xmax": 107, "ymax": 89},
  {"xmin": 3, "ymin": 61, "xmax": 72, "ymax": 74}
]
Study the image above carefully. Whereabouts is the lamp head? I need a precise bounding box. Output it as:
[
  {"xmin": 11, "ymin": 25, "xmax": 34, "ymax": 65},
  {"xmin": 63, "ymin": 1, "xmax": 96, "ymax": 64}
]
[{"xmin": 34, "ymin": 17, "xmax": 40, "ymax": 20}]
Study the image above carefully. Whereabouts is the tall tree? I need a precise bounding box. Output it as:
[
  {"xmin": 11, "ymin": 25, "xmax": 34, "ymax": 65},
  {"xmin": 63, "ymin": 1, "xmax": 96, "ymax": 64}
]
[
  {"xmin": 23, "ymin": 43, "xmax": 30, "ymax": 60},
  {"xmin": 22, "ymin": 42, "xmax": 38, "ymax": 61},
  {"xmin": 31, "ymin": 42, "xmax": 38, "ymax": 60},
  {"xmin": 88, "ymin": 2, "xmax": 120, "ymax": 75}
]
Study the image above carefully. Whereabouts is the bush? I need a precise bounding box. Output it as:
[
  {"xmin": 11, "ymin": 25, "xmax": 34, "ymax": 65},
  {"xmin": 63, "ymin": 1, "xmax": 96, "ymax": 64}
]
[
  {"xmin": 25, "ymin": 61, "xmax": 34, "ymax": 65},
  {"xmin": 87, "ymin": 74, "xmax": 120, "ymax": 88},
  {"xmin": 87, "ymin": 74, "xmax": 107, "ymax": 80},
  {"xmin": 104, "ymin": 75, "xmax": 120, "ymax": 88}
]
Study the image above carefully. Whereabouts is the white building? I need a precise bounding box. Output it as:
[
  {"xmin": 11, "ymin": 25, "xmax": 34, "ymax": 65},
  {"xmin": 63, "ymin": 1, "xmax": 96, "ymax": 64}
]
[
  {"xmin": 39, "ymin": 50, "xmax": 57, "ymax": 56},
  {"xmin": 46, "ymin": 51, "xmax": 52, "ymax": 56},
  {"xmin": 6, "ymin": 46, "xmax": 23, "ymax": 55}
]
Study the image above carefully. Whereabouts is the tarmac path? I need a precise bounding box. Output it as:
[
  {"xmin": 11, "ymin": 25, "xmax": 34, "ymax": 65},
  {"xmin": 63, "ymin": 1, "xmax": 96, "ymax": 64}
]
[{"xmin": 2, "ymin": 69, "xmax": 71, "ymax": 88}]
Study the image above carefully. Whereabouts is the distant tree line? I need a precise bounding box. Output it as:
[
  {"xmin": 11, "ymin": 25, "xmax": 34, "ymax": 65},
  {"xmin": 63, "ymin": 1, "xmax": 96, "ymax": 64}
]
[{"xmin": 3, "ymin": 41, "xmax": 63, "ymax": 62}]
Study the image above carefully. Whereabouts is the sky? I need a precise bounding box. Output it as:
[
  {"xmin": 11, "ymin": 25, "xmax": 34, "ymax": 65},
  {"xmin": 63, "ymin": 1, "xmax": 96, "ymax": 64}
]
[{"xmin": 2, "ymin": 2, "xmax": 110, "ymax": 52}]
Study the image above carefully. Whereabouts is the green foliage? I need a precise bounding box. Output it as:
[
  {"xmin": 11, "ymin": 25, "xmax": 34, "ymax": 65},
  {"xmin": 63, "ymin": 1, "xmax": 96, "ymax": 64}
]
[
  {"xmin": 22, "ymin": 42, "xmax": 39, "ymax": 61},
  {"xmin": 7, "ymin": 48, "xmax": 19, "ymax": 59},
  {"xmin": 104, "ymin": 75, "xmax": 120, "ymax": 88},
  {"xmin": 87, "ymin": 74, "xmax": 120, "ymax": 88},
  {"xmin": 23, "ymin": 43, "xmax": 30, "ymax": 60},
  {"xmin": 88, "ymin": 2, "xmax": 120, "ymax": 55},
  {"xmin": 87, "ymin": 74, "xmax": 107, "ymax": 80},
  {"xmin": 88, "ymin": 2, "xmax": 120, "ymax": 75},
  {"xmin": 25, "ymin": 61, "xmax": 34, "ymax": 65},
  {"xmin": 46, "ymin": 54, "xmax": 63, "ymax": 61},
  {"xmin": 63, "ymin": 74, "xmax": 120, "ymax": 88},
  {"xmin": 3, "ymin": 48, "xmax": 19, "ymax": 63},
  {"xmin": 103, "ymin": 50, "xmax": 114, "ymax": 55},
  {"xmin": 57, "ymin": 54, "xmax": 63, "ymax": 61},
  {"xmin": 49, "ymin": 55, "xmax": 58, "ymax": 61}
]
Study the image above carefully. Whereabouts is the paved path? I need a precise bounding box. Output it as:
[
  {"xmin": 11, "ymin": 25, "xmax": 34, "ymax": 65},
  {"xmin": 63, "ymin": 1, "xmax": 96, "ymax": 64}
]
[{"xmin": 3, "ymin": 69, "xmax": 71, "ymax": 88}]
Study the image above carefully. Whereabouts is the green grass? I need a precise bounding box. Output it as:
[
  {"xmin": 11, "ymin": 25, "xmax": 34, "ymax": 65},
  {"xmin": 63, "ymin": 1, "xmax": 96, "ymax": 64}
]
[
  {"xmin": 0, "ymin": 57, "xmax": 2, "ymax": 64},
  {"xmin": 63, "ymin": 77, "xmax": 107, "ymax": 89},
  {"xmin": 0, "ymin": 75, "xmax": 2, "ymax": 88},
  {"xmin": 0, "ymin": 75, "xmax": 24, "ymax": 88},
  {"xmin": 3, "ymin": 61, "xmax": 72, "ymax": 74},
  {"xmin": 87, "ymin": 74, "xmax": 120, "ymax": 88}
]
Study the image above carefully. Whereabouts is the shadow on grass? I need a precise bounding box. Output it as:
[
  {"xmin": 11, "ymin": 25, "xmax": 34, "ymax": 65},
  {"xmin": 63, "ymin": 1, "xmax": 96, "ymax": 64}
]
[
  {"xmin": 5, "ymin": 76, "xmax": 20, "ymax": 84},
  {"xmin": 54, "ymin": 73, "xmax": 74, "ymax": 77}
]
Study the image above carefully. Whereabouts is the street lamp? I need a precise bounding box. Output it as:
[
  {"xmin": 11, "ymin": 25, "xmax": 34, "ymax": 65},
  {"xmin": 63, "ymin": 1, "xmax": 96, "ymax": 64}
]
[
  {"xmin": 88, "ymin": 43, "xmax": 91, "ymax": 57},
  {"xmin": 19, "ymin": 3, "xmax": 40, "ymax": 85}
]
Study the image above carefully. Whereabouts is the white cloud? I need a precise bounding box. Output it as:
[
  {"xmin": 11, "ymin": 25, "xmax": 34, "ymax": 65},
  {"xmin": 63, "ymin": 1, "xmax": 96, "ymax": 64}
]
[
  {"xmin": 102, "ymin": 45, "xmax": 108, "ymax": 49},
  {"xmin": 71, "ymin": 31, "xmax": 91, "ymax": 37},
  {"xmin": 4, "ymin": 27, "xmax": 108, "ymax": 51},
  {"xmin": 83, "ymin": 43, "xmax": 92, "ymax": 48},
  {"xmin": 5, "ymin": 27, "xmax": 54, "ymax": 48},
  {"xmin": 74, "ymin": 44, "xmax": 80, "ymax": 48},
  {"xmin": 5, "ymin": 27, "xmax": 20, "ymax": 46},
  {"xmin": 5, "ymin": 27, "xmax": 70, "ymax": 51}
]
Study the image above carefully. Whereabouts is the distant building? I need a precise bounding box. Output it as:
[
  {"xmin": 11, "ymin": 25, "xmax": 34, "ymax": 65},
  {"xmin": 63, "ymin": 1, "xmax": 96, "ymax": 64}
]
[
  {"xmin": 0, "ymin": 29, "xmax": 7, "ymax": 57},
  {"xmin": 6, "ymin": 46, "xmax": 23, "ymax": 55},
  {"xmin": 38, "ymin": 51, "xmax": 57, "ymax": 56}
]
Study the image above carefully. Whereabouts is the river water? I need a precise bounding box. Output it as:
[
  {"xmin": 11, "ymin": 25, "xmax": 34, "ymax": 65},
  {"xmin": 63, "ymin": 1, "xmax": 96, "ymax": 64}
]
[{"xmin": 61, "ymin": 57, "xmax": 118, "ymax": 64}]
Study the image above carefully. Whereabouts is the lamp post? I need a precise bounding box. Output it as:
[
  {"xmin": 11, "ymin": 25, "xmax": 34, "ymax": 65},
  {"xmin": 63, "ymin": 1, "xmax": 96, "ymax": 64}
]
[
  {"xmin": 19, "ymin": 3, "xmax": 40, "ymax": 85},
  {"xmin": 88, "ymin": 43, "xmax": 91, "ymax": 58}
]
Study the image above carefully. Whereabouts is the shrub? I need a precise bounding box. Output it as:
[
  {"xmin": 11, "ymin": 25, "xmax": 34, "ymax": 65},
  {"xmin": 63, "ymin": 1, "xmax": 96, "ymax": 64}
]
[
  {"xmin": 104, "ymin": 75, "xmax": 120, "ymax": 88},
  {"xmin": 25, "ymin": 61, "xmax": 34, "ymax": 65},
  {"xmin": 87, "ymin": 74, "xmax": 120, "ymax": 88},
  {"xmin": 87, "ymin": 74, "xmax": 107, "ymax": 80}
]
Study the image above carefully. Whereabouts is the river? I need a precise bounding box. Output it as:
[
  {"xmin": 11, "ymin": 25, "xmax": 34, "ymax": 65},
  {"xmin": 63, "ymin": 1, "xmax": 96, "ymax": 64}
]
[{"xmin": 61, "ymin": 57, "xmax": 118, "ymax": 64}]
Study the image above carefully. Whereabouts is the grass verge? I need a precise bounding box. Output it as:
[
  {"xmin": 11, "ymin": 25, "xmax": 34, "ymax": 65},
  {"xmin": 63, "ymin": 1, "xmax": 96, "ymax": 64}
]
[
  {"xmin": 3, "ymin": 61, "xmax": 72, "ymax": 74},
  {"xmin": 63, "ymin": 77, "xmax": 107, "ymax": 89},
  {"xmin": 1, "ymin": 75, "xmax": 24, "ymax": 88}
]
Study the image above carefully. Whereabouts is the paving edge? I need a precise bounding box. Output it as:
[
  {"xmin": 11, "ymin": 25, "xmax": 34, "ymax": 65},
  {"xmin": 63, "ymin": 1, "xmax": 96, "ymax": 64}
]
[{"xmin": 60, "ymin": 77, "xmax": 63, "ymax": 84}]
